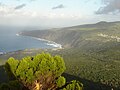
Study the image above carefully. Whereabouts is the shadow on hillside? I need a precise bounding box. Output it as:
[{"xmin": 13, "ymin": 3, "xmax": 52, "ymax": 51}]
[
  {"xmin": 0, "ymin": 65, "xmax": 119, "ymax": 90},
  {"xmin": 0, "ymin": 64, "xmax": 28, "ymax": 90},
  {"xmin": 0, "ymin": 65, "xmax": 9, "ymax": 84},
  {"xmin": 63, "ymin": 73, "xmax": 119, "ymax": 90}
]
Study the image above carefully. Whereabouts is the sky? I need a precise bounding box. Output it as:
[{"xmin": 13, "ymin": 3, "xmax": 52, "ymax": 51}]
[{"xmin": 0, "ymin": 0, "xmax": 120, "ymax": 28}]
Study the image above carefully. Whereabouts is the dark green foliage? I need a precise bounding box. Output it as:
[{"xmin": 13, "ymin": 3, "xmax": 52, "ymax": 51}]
[
  {"xmin": 3, "ymin": 53, "xmax": 82, "ymax": 90},
  {"xmin": 54, "ymin": 48, "xmax": 120, "ymax": 90},
  {"xmin": 5, "ymin": 53, "xmax": 65, "ymax": 82},
  {"xmin": 0, "ymin": 83, "xmax": 10, "ymax": 90},
  {"xmin": 4, "ymin": 53, "xmax": 65, "ymax": 89},
  {"xmin": 0, "ymin": 80, "xmax": 22, "ymax": 90},
  {"xmin": 54, "ymin": 55, "xmax": 66, "ymax": 77},
  {"xmin": 56, "ymin": 76, "xmax": 66, "ymax": 87},
  {"xmin": 61, "ymin": 80, "xmax": 83, "ymax": 90}
]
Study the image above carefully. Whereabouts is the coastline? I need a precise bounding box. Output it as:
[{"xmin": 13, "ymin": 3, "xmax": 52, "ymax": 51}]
[
  {"xmin": 0, "ymin": 52, "xmax": 6, "ymax": 55},
  {"xmin": 0, "ymin": 52, "xmax": 4, "ymax": 55},
  {"xmin": 33, "ymin": 37, "xmax": 62, "ymax": 49},
  {"xmin": 16, "ymin": 33, "xmax": 63, "ymax": 49},
  {"xmin": 16, "ymin": 33, "xmax": 20, "ymax": 36}
]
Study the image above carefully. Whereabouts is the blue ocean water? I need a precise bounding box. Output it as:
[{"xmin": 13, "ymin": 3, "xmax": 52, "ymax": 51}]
[{"xmin": 0, "ymin": 28, "xmax": 53, "ymax": 52}]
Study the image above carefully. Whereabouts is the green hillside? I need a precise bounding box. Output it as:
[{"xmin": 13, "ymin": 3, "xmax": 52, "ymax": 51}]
[
  {"xmin": 20, "ymin": 21, "xmax": 120, "ymax": 90},
  {"xmin": 21, "ymin": 21, "xmax": 120, "ymax": 49},
  {"xmin": 0, "ymin": 21, "xmax": 120, "ymax": 90}
]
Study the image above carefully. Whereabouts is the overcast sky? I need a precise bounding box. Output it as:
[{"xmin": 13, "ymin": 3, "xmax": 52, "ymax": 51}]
[{"xmin": 0, "ymin": 0, "xmax": 120, "ymax": 27}]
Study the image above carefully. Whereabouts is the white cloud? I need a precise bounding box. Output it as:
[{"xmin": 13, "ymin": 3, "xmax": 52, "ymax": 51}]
[
  {"xmin": 0, "ymin": 4, "xmax": 14, "ymax": 17},
  {"xmin": 0, "ymin": 3, "xmax": 83, "ymax": 19},
  {"xmin": 96, "ymin": 0, "xmax": 120, "ymax": 14},
  {"xmin": 0, "ymin": 3, "xmax": 89, "ymax": 27},
  {"xmin": 0, "ymin": 4, "xmax": 36, "ymax": 18}
]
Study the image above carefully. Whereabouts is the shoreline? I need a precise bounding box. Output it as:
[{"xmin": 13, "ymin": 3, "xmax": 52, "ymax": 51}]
[
  {"xmin": 33, "ymin": 37, "xmax": 62, "ymax": 49},
  {"xmin": 16, "ymin": 33, "xmax": 20, "ymax": 36},
  {"xmin": 16, "ymin": 33, "xmax": 63, "ymax": 49},
  {"xmin": 0, "ymin": 52, "xmax": 6, "ymax": 55},
  {"xmin": 0, "ymin": 52, "xmax": 4, "ymax": 55}
]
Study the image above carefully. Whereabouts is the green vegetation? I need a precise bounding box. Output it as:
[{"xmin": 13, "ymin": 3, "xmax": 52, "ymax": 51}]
[
  {"xmin": 21, "ymin": 21, "xmax": 120, "ymax": 48},
  {"xmin": 47, "ymin": 47, "xmax": 119, "ymax": 90},
  {"xmin": 56, "ymin": 76, "xmax": 66, "ymax": 88},
  {"xmin": 0, "ymin": 53, "xmax": 83, "ymax": 90},
  {"xmin": 0, "ymin": 80, "xmax": 22, "ymax": 90},
  {"xmin": 61, "ymin": 80, "xmax": 83, "ymax": 90},
  {"xmin": 0, "ymin": 21, "xmax": 120, "ymax": 90}
]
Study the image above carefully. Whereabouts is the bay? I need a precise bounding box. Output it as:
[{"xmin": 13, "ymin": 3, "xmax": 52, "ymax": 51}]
[{"xmin": 0, "ymin": 27, "xmax": 54, "ymax": 53}]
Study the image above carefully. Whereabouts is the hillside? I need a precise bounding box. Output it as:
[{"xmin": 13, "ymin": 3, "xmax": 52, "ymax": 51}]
[
  {"xmin": 20, "ymin": 21, "xmax": 120, "ymax": 90},
  {"xmin": 21, "ymin": 21, "xmax": 120, "ymax": 62},
  {"xmin": 21, "ymin": 21, "xmax": 120, "ymax": 50},
  {"xmin": 0, "ymin": 21, "xmax": 120, "ymax": 90}
]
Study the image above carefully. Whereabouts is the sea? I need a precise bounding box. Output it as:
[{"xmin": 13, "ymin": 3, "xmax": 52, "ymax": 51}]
[{"xmin": 0, "ymin": 27, "xmax": 61, "ymax": 53}]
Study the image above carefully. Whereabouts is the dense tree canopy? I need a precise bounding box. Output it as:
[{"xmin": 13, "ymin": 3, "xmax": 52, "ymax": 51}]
[{"xmin": 0, "ymin": 53, "xmax": 83, "ymax": 90}]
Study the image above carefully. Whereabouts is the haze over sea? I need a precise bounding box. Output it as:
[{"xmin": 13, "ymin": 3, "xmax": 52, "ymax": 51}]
[{"xmin": 0, "ymin": 26, "xmax": 59, "ymax": 53}]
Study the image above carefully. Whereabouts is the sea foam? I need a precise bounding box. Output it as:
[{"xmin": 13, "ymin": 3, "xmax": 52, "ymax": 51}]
[
  {"xmin": 16, "ymin": 33, "xmax": 20, "ymax": 36},
  {"xmin": 33, "ymin": 37, "xmax": 62, "ymax": 49},
  {"xmin": 16, "ymin": 33, "xmax": 62, "ymax": 49}
]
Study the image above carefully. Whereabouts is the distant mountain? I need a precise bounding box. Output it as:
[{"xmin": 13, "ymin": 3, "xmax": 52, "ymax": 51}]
[
  {"xmin": 21, "ymin": 21, "xmax": 120, "ymax": 49},
  {"xmin": 20, "ymin": 21, "xmax": 120, "ymax": 62}
]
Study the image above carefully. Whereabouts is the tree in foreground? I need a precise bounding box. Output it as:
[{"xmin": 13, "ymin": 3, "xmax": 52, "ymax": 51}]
[{"xmin": 0, "ymin": 53, "xmax": 83, "ymax": 90}]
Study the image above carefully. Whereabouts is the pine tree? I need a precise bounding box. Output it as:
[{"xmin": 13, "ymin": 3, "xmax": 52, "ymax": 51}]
[{"xmin": 2, "ymin": 53, "xmax": 83, "ymax": 90}]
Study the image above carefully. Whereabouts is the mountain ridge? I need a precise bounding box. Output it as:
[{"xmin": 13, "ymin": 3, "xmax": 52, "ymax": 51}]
[{"xmin": 20, "ymin": 21, "xmax": 120, "ymax": 50}]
